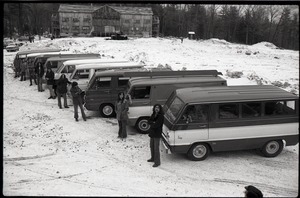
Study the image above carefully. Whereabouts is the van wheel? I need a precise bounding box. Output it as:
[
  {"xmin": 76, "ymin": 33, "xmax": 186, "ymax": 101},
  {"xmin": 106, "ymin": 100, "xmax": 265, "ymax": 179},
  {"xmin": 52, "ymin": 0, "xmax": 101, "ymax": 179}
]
[
  {"xmin": 187, "ymin": 143, "xmax": 210, "ymax": 161},
  {"xmin": 100, "ymin": 104, "xmax": 115, "ymax": 118},
  {"xmin": 260, "ymin": 140, "xmax": 283, "ymax": 157},
  {"xmin": 135, "ymin": 117, "xmax": 150, "ymax": 134}
]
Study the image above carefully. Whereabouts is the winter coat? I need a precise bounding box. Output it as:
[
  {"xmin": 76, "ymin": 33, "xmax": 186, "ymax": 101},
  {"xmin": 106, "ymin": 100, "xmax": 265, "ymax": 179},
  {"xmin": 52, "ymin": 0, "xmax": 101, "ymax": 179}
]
[
  {"xmin": 45, "ymin": 70, "xmax": 55, "ymax": 85},
  {"xmin": 115, "ymin": 100, "xmax": 129, "ymax": 121},
  {"xmin": 70, "ymin": 86, "xmax": 84, "ymax": 105},
  {"xmin": 56, "ymin": 77, "xmax": 71, "ymax": 94},
  {"xmin": 20, "ymin": 62, "xmax": 27, "ymax": 73},
  {"xmin": 148, "ymin": 112, "xmax": 164, "ymax": 138},
  {"xmin": 13, "ymin": 58, "xmax": 21, "ymax": 71},
  {"xmin": 35, "ymin": 63, "xmax": 44, "ymax": 78}
]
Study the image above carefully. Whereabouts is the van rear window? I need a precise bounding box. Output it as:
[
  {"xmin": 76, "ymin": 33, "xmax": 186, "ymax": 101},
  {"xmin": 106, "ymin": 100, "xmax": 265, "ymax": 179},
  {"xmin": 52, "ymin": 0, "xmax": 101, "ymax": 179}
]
[{"xmin": 265, "ymin": 101, "xmax": 296, "ymax": 116}]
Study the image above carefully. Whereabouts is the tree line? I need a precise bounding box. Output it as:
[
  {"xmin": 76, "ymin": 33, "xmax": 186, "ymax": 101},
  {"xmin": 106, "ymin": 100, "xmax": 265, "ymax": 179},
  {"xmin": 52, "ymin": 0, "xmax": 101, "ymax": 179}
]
[{"xmin": 3, "ymin": 3, "xmax": 299, "ymax": 50}]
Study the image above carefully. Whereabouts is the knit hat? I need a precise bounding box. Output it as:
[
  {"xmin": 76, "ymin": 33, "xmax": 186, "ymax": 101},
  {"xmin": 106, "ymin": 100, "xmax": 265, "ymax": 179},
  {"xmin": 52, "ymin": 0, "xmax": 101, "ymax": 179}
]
[
  {"xmin": 72, "ymin": 81, "xmax": 78, "ymax": 87},
  {"xmin": 245, "ymin": 185, "xmax": 263, "ymax": 198}
]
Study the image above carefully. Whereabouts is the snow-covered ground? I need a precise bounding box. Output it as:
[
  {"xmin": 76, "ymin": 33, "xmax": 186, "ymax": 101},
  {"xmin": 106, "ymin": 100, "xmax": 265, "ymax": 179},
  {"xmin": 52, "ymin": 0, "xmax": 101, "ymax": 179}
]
[{"xmin": 3, "ymin": 36, "xmax": 299, "ymax": 197}]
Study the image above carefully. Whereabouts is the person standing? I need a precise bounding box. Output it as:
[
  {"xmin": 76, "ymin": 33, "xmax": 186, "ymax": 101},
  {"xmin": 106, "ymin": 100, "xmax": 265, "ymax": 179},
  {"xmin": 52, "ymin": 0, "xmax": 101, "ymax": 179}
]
[
  {"xmin": 35, "ymin": 62, "xmax": 44, "ymax": 92},
  {"xmin": 70, "ymin": 82, "xmax": 86, "ymax": 122},
  {"xmin": 115, "ymin": 92, "xmax": 131, "ymax": 139},
  {"xmin": 45, "ymin": 67, "xmax": 56, "ymax": 99},
  {"xmin": 147, "ymin": 104, "xmax": 164, "ymax": 167},
  {"xmin": 56, "ymin": 74, "xmax": 71, "ymax": 109},
  {"xmin": 28, "ymin": 58, "xmax": 37, "ymax": 86},
  {"xmin": 13, "ymin": 55, "xmax": 21, "ymax": 78},
  {"xmin": 20, "ymin": 59, "xmax": 27, "ymax": 81}
]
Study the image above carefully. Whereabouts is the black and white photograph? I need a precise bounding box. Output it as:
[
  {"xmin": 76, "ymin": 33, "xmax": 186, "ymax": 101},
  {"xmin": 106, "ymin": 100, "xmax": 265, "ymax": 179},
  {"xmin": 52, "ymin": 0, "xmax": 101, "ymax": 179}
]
[{"xmin": 2, "ymin": 1, "xmax": 299, "ymax": 197}]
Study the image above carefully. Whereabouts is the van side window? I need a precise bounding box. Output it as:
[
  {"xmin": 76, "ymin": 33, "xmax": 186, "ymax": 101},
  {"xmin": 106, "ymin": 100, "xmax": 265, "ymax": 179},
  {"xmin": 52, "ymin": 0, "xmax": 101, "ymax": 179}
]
[
  {"xmin": 73, "ymin": 69, "xmax": 89, "ymax": 79},
  {"xmin": 93, "ymin": 77, "xmax": 111, "ymax": 89},
  {"xmin": 265, "ymin": 101, "xmax": 296, "ymax": 116},
  {"xmin": 219, "ymin": 104, "xmax": 239, "ymax": 119},
  {"xmin": 242, "ymin": 102, "xmax": 261, "ymax": 118},
  {"xmin": 181, "ymin": 104, "xmax": 208, "ymax": 123},
  {"xmin": 118, "ymin": 77, "xmax": 129, "ymax": 87},
  {"xmin": 131, "ymin": 86, "xmax": 151, "ymax": 99}
]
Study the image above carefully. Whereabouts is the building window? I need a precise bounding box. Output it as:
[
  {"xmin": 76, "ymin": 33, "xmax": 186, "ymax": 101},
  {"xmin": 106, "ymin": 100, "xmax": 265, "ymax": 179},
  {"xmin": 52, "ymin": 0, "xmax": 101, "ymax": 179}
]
[
  {"xmin": 124, "ymin": 19, "xmax": 130, "ymax": 24},
  {"xmin": 72, "ymin": 26, "xmax": 80, "ymax": 31},
  {"xmin": 61, "ymin": 26, "xmax": 69, "ymax": 31},
  {"xmin": 83, "ymin": 18, "xmax": 91, "ymax": 22},
  {"xmin": 73, "ymin": 18, "xmax": 80, "ymax": 22},
  {"xmin": 82, "ymin": 26, "xmax": 90, "ymax": 30},
  {"xmin": 62, "ymin": 17, "xmax": 69, "ymax": 22},
  {"xmin": 144, "ymin": 19, "xmax": 151, "ymax": 24},
  {"xmin": 135, "ymin": 20, "xmax": 140, "ymax": 24}
]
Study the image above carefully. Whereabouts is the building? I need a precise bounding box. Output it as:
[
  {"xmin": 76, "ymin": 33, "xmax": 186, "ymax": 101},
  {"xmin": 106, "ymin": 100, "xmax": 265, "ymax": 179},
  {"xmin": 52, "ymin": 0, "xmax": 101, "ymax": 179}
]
[
  {"xmin": 92, "ymin": 5, "xmax": 153, "ymax": 37},
  {"xmin": 52, "ymin": 4, "xmax": 159, "ymax": 38},
  {"xmin": 56, "ymin": 4, "xmax": 99, "ymax": 37}
]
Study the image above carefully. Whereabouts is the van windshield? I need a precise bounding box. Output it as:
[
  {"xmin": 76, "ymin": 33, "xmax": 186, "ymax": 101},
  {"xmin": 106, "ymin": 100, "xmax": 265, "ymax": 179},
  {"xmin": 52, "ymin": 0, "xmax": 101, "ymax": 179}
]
[{"xmin": 165, "ymin": 96, "xmax": 184, "ymax": 123}]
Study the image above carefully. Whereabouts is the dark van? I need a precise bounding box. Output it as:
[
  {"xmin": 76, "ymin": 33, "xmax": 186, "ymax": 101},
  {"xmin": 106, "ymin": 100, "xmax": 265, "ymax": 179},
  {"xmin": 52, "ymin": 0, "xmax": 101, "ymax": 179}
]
[{"xmin": 85, "ymin": 70, "xmax": 224, "ymax": 118}]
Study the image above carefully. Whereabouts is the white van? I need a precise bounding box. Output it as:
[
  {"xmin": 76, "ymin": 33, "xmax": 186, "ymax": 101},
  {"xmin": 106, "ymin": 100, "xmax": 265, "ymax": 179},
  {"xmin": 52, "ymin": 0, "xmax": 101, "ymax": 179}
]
[
  {"xmin": 126, "ymin": 71, "xmax": 227, "ymax": 133},
  {"xmin": 67, "ymin": 62, "xmax": 145, "ymax": 91},
  {"xmin": 162, "ymin": 85, "xmax": 299, "ymax": 161},
  {"xmin": 54, "ymin": 58, "xmax": 129, "ymax": 79}
]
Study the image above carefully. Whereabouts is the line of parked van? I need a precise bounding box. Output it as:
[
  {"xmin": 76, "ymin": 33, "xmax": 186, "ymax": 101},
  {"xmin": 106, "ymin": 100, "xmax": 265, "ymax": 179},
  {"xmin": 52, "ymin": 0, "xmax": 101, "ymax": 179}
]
[{"xmin": 12, "ymin": 49, "xmax": 299, "ymax": 161}]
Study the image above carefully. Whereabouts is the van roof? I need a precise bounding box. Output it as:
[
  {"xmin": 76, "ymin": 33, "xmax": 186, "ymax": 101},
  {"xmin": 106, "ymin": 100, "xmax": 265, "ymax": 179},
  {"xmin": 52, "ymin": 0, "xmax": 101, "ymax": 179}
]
[
  {"xmin": 45, "ymin": 55, "xmax": 100, "ymax": 61},
  {"xmin": 129, "ymin": 76, "xmax": 226, "ymax": 86},
  {"xmin": 16, "ymin": 49, "xmax": 60, "ymax": 56},
  {"xmin": 175, "ymin": 85, "xmax": 299, "ymax": 104},
  {"xmin": 27, "ymin": 51, "xmax": 73, "ymax": 57},
  {"xmin": 62, "ymin": 58, "xmax": 128, "ymax": 66},
  {"xmin": 93, "ymin": 69, "xmax": 223, "ymax": 78},
  {"xmin": 75, "ymin": 62, "xmax": 145, "ymax": 70}
]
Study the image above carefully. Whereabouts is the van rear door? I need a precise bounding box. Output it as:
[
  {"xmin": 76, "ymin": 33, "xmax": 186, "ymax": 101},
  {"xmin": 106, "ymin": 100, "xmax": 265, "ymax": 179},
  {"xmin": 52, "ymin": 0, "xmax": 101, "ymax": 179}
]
[{"xmin": 174, "ymin": 104, "xmax": 209, "ymax": 149}]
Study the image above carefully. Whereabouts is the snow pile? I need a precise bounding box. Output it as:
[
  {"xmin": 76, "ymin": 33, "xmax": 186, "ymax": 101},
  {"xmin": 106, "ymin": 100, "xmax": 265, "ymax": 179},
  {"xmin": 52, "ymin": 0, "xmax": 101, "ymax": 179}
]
[
  {"xmin": 252, "ymin": 42, "xmax": 279, "ymax": 50},
  {"xmin": 202, "ymin": 38, "xmax": 231, "ymax": 45}
]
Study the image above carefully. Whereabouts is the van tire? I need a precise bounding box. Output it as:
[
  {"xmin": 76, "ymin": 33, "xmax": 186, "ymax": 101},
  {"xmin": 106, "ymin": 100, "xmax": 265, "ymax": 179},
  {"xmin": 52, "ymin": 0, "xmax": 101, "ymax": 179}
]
[
  {"xmin": 187, "ymin": 143, "xmax": 210, "ymax": 161},
  {"xmin": 100, "ymin": 103, "xmax": 115, "ymax": 118},
  {"xmin": 135, "ymin": 117, "xmax": 151, "ymax": 134},
  {"xmin": 260, "ymin": 140, "xmax": 283, "ymax": 157}
]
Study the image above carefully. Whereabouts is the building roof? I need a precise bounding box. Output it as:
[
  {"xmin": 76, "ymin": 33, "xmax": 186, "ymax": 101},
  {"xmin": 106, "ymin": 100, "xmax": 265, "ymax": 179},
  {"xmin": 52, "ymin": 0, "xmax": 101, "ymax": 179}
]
[
  {"xmin": 109, "ymin": 5, "xmax": 153, "ymax": 15},
  {"xmin": 58, "ymin": 4, "xmax": 153, "ymax": 15},
  {"xmin": 175, "ymin": 85, "xmax": 299, "ymax": 104},
  {"xmin": 58, "ymin": 4, "xmax": 101, "ymax": 13}
]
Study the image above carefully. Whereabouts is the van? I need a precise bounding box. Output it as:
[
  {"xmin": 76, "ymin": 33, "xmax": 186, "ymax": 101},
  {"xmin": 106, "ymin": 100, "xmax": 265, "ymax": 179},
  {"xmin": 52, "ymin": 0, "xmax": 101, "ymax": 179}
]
[
  {"xmin": 44, "ymin": 55, "xmax": 101, "ymax": 72},
  {"xmin": 161, "ymin": 85, "xmax": 299, "ymax": 161},
  {"xmin": 126, "ymin": 71, "xmax": 227, "ymax": 133},
  {"xmin": 68, "ymin": 62, "xmax": 145, "ymax": 91},
  {"xmin": 13, "ymin": 49, "xmax": 60, "ymax": 73},
  {"xmin": 84, "ymin": 68, "xmax": 182, "ymax": 117},
  {"xmin": 55, "ymin": 58, "xmax": 129, "ymax": 80}
]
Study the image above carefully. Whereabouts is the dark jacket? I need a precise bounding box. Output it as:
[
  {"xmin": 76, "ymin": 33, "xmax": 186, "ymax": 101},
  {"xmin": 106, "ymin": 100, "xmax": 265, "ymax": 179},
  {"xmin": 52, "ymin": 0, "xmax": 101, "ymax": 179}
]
[
  {"xmin": 57, "ymin": 77, "xmax": 71, "ymax": 94},
  {"xmin": 70, "ymin": 86, "xmax": 84, "ymax": 104},
  {"xmin": 45, "ymin": 70, "xmax": 55, "ymax": 85},
  {"xmin": 35, "ymin": 63, "xmax": 44, "ymax": 78},
  {"xmin": 148, "ymin": 112, "xmax": 164, "ymax": 138}
]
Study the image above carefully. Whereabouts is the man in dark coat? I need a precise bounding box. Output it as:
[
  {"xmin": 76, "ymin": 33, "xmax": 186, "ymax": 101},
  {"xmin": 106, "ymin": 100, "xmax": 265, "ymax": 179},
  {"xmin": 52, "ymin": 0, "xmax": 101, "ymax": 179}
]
[
  {"xmin": 45, "ymin": 67, "xmax": 56, "ymax": 99},
  {"xmin": 70, "ymin": 82, "xmax": 86, "ymax": 121},
  {"xmin": 35, "ymin": 62, "xmax": 44, "ymax": 92},
  {"xmin": 56, "ymin": 74, "xmax": 71, "ymax": 109},
  {"xmin": 13, "ymin": 55, "xmax": 21, "ymax": 78},
  {"xmin": 147, "ymin": 104, "xmax": 164, "ymax": 167}
]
